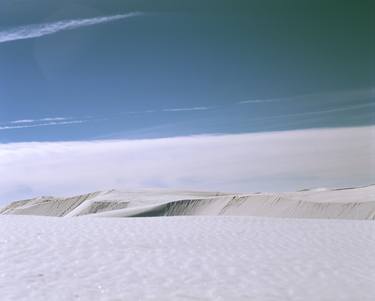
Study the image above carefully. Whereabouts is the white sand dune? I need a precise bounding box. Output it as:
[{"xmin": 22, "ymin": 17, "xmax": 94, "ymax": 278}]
[
  {"xmin": 0, "ymin": 215, "xmax": 374, "ymax": 300},
  {"xmin": 1, "ymin": 185, "xmax": 375, "ymax": 219}
]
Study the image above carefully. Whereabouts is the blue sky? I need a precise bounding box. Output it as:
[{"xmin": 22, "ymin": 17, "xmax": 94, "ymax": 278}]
[
  {"xmin": 0, "ymin": 0, "xmax": 373, "ymax": 142},
  {"xmin": 0, "ymin": 0, "xmax": 374, "ymax": 202}
]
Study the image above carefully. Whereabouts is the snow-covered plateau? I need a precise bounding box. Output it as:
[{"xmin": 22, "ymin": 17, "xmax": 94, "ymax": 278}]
[{"xmin": 0, "ymin": 186, "xmax": 374, "ymax": 300}]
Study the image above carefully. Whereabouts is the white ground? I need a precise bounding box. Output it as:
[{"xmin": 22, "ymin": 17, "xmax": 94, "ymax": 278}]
[{"xmin": 1, "ymin": 215, "xmax": 375, "ymax": 301}]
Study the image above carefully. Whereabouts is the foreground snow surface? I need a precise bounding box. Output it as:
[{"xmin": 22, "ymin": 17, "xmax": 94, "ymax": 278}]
[{"xmin": 1, "ymin": 216, "xmax": 375, "ymax": 301}]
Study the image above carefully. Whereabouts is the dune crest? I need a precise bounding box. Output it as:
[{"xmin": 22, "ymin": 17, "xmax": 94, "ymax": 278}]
[{"xmin": 1, "ymin": 185, "xmax": 374, "ymax": 220}]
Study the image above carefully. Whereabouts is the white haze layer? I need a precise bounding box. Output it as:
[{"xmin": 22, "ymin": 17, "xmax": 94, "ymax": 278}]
[{"xmin": 0, "ymin": 126, "xmax": 374, "ymax": 203}]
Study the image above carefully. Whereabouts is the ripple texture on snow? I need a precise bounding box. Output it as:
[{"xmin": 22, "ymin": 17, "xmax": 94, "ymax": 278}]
[{"xmin": 0, "ymin": 215, "xmax": 374, "ymax": 300}]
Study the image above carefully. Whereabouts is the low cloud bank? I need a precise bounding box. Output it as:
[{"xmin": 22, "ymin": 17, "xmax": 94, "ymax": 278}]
[{"xmin": 0, "ymin": 126, "xmax": 374, "ymax": 203}]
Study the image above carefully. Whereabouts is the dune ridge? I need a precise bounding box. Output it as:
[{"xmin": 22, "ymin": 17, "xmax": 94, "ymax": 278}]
[{"xmin": 1, "ymin": 185, "xmax": 374, "ymax": 219}]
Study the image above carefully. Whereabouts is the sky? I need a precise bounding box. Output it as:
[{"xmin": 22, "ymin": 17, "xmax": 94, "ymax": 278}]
[{"xmin": 0, "ymin": 0, "xmax": 374, "ymax": 202}]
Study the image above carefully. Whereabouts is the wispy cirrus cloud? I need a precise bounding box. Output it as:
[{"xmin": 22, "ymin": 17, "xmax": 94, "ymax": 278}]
[
  {"xmin": 238, "ymin": 87, "xmax": 374, "ymax": 105},
  {"xmin": 162, "ymin": 106, "xmax": 211, "ymax": 112},
  {"xmin": 244, "ymin": 102, "xmax": 375, "ymax": 121},
  {"xmin": 9, "ymin": 119, "xmax": 35, "ymax": 124},
  {"xmin": 0, "ymin": 105, "xmax": 213, "ymax": 131},
  {"xmin": 239, "ymin": 98, "xmax": 281, "ymax": 104},
  {"xmin": 10, "ymin": 117, "xmax": 69, "ymax": 124},
  {"xmin": 0, "ymin": 12, "xmax": 142, "ymax": 44},
  {"xmin": 2, "ymin": 87, "xmax": 373, "ymax": 132},
  {"xmin": 0, "ymin": 120, "xmax": 85, "ymax": 131}
]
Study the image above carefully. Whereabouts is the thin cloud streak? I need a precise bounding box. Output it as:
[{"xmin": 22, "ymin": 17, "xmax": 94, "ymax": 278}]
[
  {"xmin": 239, "ymin": 99, "xmax": 281, "ymax": 104},
  {"xmin": 238, "ymin": 87, "xmax": 374, "ymax": 105},
  {"xmin": 0, "ymin": 12, "xmax": 142, "ymax": 44},
  {"xmin": 39, "ymin": 117, "xmax": 69, "ymax": 122},
  {"xmin": 1, "ymin": 87, "xmax": 373, "ymax": 131},
  {"xmin": 10, "ymin": 119, "xmax": 35, "ymax": 124},
  {"xmin": 162, "ymin": 106, "xmax": 211, "ymax": 112},
  {"xmin": 248, "ymin": 102, "xmax": 375, "ymax": 121},
  {"xmin": 0, "ymin": 105, "xmax": 211, "ymax": 131},
  {"xmin": 0, "ymin": 120, "xmax": 85, "ymax": 131},
  {"xmin": 10, "ymin": 117, "xmax": 69, "ymax": 124}
]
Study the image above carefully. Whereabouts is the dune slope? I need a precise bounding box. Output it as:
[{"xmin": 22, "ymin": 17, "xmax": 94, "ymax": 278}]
[{"xmin": 1, "ymin": 185, "xmax": 375, "ymax": 219}]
